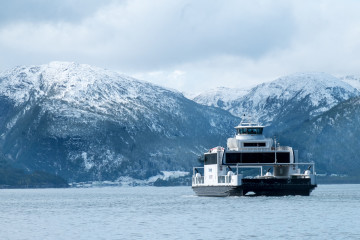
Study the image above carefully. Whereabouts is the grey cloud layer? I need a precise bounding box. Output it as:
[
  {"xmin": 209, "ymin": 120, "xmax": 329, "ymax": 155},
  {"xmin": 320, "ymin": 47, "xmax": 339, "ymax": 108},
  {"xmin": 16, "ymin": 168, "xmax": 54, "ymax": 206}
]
[
  {"xmin": 0, "ymin": 1, "xmax": 294, "ymax": 69},
  {"xmin": 1, "ymin": 0, "xmax": 360, "ymax": 93}
]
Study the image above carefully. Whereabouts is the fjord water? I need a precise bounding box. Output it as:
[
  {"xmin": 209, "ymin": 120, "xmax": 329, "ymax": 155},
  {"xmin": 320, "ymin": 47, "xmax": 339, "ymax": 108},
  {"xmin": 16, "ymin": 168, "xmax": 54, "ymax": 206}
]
[{"xmin": 1, "ymin": 185, "xmax": 359, "ymax": 239}]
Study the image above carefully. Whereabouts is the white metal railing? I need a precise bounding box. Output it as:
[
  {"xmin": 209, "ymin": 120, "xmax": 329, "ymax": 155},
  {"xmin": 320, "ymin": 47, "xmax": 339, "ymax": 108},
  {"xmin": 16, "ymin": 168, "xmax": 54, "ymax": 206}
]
[
  {"xmin": 273, "ymin": 146, "xmax": 292, "ymax": 151},
  {"xmin": 234, "ymin": 162, "xmax": 316, "ymax": 176},
  {"xmin": 192, "ymin": 176, "xmax": 204, "ymax": 185},
  {"xmin": 230, "ymin": 146, "xmax": 292, "ymax": 152},
  {"xmin": 217, "ymin": 175, "xmax": 233, "ymax": 184},
  {"xmin": 192, "ymin": 162, "xmax": 316, "ymax": 186}
]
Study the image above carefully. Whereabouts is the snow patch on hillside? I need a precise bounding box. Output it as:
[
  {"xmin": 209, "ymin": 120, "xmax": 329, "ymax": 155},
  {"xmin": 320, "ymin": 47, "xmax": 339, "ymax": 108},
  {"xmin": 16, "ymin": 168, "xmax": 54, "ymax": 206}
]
[
  {"xmin": 118, "ymin": 171, "xmax": 189, "ymax": 186},
  {"xmin": 192, "ymin": 86, "xmax": 249, "ymax": 109},
  {"xmin": 339, "ymin": 75, "xmax": 360, "ymax": 91}
]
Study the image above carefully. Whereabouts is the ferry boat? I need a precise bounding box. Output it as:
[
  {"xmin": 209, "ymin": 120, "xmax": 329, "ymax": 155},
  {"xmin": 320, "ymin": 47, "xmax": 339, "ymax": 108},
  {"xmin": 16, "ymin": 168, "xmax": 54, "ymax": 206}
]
[{"xmin": 192, "ymin": 120, "xmax": 317, "ymax": 196}]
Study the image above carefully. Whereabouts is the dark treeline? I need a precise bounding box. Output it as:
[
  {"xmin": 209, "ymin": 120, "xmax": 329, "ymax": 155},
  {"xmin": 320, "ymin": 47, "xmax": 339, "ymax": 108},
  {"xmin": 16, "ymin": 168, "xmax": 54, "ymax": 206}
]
[{"xmin": 0, "ymin": 155, "xmax": 68, "ymax": 188}]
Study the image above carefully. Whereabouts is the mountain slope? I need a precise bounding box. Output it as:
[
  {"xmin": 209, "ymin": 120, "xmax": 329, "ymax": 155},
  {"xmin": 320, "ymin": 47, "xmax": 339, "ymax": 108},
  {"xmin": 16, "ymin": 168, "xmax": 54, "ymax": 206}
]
[
  {"xmin": 279, "ymin": 96, "xmax": 360, "ymax": 176},
  {"xmin": 0, "ymin": 62, "xmax": 240, "ymax": 181}
]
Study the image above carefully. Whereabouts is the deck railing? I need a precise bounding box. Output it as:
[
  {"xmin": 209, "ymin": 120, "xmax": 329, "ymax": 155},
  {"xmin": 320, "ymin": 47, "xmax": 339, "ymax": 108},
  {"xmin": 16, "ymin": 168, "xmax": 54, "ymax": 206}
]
[
  {"xmin": 192, "ymin": 176, "xmax": 204, "ymax": 185},
  {"xmin": 232, "ymin": 146, "xmax": 292, "ymax": 152},
  {"xmin": 192, "ymin": 162, "xmax": 316, "ymax": 186},
  {"xmin": 233, "ymin": 162, "xmax": 316, "ymax": 176},
  {"xmin": 192, "ymin": 163, "xmax": 315, "ymax": 176},
  {"xmin": 218, "ymin": 175, "xmax": 233, "ymax": 184}
]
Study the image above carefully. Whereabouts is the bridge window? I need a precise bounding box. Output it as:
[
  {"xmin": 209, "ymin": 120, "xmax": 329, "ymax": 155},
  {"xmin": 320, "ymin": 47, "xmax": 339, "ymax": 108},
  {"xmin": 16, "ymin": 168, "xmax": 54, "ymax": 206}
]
[
  {"xmin": 204, "ymin": 153, "xmax": 217, "ymax": 165},
  {"xmin": 238, "ymin": 128, "xmax": 263, "ymax": 135},
  {"xmin": 244, "ymin": 142, "xmax": 266, "ymax": 147}
]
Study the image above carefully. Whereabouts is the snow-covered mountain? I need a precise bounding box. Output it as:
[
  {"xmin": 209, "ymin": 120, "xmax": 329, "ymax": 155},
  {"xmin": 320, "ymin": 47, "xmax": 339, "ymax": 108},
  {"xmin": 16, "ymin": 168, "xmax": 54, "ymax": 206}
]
[
  {"xmin": 2, "ymin": 63, "xmax": 359, "ymax": 180},
  {"xmin": 193, "ymin": 73, "xmax": 359, "ymax": 129},
  {"xmin": 0, "ymin": 62, "xmax": 240, "ymax": 181},
  {"xmin": 193, "ymin": 87, "xmax": 249, "ymax": 109},
  {"xmin": 339, "ymin": 75, "xmax": 360, "ymax": 91}
]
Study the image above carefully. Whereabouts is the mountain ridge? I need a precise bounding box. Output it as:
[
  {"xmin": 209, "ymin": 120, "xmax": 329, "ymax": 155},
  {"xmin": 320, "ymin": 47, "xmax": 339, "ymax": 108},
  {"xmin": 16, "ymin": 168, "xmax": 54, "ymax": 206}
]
[
  {"xmin": 0, "ymin": 62, "xmax": 240, "ymax": 181},
  {"xmin": 192, "ymin": 72, "xmax": 359, "ymax": 128}
]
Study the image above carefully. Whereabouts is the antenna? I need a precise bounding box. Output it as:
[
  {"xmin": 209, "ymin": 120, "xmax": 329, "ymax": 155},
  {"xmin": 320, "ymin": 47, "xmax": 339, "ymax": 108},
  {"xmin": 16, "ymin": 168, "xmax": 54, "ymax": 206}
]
[
  {"xmin": 240, "ymin": 114, "xmax": 246, "ymax": 124},
  {"xmin": 240, "ymin": 113, "xmax": 258, "ymax": 126}
]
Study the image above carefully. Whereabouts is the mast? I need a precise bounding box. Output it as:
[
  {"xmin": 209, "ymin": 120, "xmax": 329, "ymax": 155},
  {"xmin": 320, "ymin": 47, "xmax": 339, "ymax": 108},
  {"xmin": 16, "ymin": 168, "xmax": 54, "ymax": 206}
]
[{"xmin": 274, "ymin": 136, "xmax": 277, "ymax": 163}]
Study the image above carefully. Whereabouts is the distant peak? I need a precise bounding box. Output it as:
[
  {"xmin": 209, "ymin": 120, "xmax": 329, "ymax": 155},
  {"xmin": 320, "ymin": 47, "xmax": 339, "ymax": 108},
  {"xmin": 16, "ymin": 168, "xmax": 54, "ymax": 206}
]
[
  {"xmin": 267, "ymin": 72, "xmax": 356, "ymax": 91},
  {"xmin": 276, "ymin": 72, "xmax": 338, "ymax": 82},
  {"xmin": 45, "ymin": 61, "xmax": 94, "ymax": 71},
  {"xmin": 48, "ymin": 61, "xmax": 76, "ymax": 66}
]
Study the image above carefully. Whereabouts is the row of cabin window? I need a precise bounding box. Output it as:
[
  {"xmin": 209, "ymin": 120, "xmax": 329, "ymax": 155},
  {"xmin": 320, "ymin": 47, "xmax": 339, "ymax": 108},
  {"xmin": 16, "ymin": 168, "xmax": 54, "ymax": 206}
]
[{"xmin": 204, "ymin": 152, "xmax": 290, "ymax": 165}]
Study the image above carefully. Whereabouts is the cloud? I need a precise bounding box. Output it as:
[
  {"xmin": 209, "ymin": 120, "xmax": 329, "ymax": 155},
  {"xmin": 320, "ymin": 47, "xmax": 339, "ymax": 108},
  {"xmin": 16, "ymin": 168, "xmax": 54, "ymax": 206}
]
[
  {"xmin": 0, "ymin": 0, "xmax": 113, "ymax": 25},
  {"xmin": 1, "ymin": 0, "xmax": 360, "ymax": 93},
  {"xmin": 0, "ymin": 0, "xmax": 295, "ymax": 69},
  {"xmin": 106, "ymin": 0, "xmax": 295, "ymax": 69},
  {"xmin": 133, "ymin": 55, "xmax": 281, "ymax": 94}
]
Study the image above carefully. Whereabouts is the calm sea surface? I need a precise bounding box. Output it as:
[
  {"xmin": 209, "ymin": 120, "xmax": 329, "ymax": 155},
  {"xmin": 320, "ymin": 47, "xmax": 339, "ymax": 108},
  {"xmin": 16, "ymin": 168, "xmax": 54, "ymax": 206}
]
[{"xmin": 0, "ymin": 185, "xmax": 359, "ymax": 240}]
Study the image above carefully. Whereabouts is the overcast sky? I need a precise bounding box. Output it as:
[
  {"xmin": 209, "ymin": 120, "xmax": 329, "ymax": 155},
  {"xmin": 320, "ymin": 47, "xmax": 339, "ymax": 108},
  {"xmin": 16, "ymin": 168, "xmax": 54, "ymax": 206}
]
[{"xmin": 1, "ymin": 0, "xmax": 360, "ymax": 94}]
